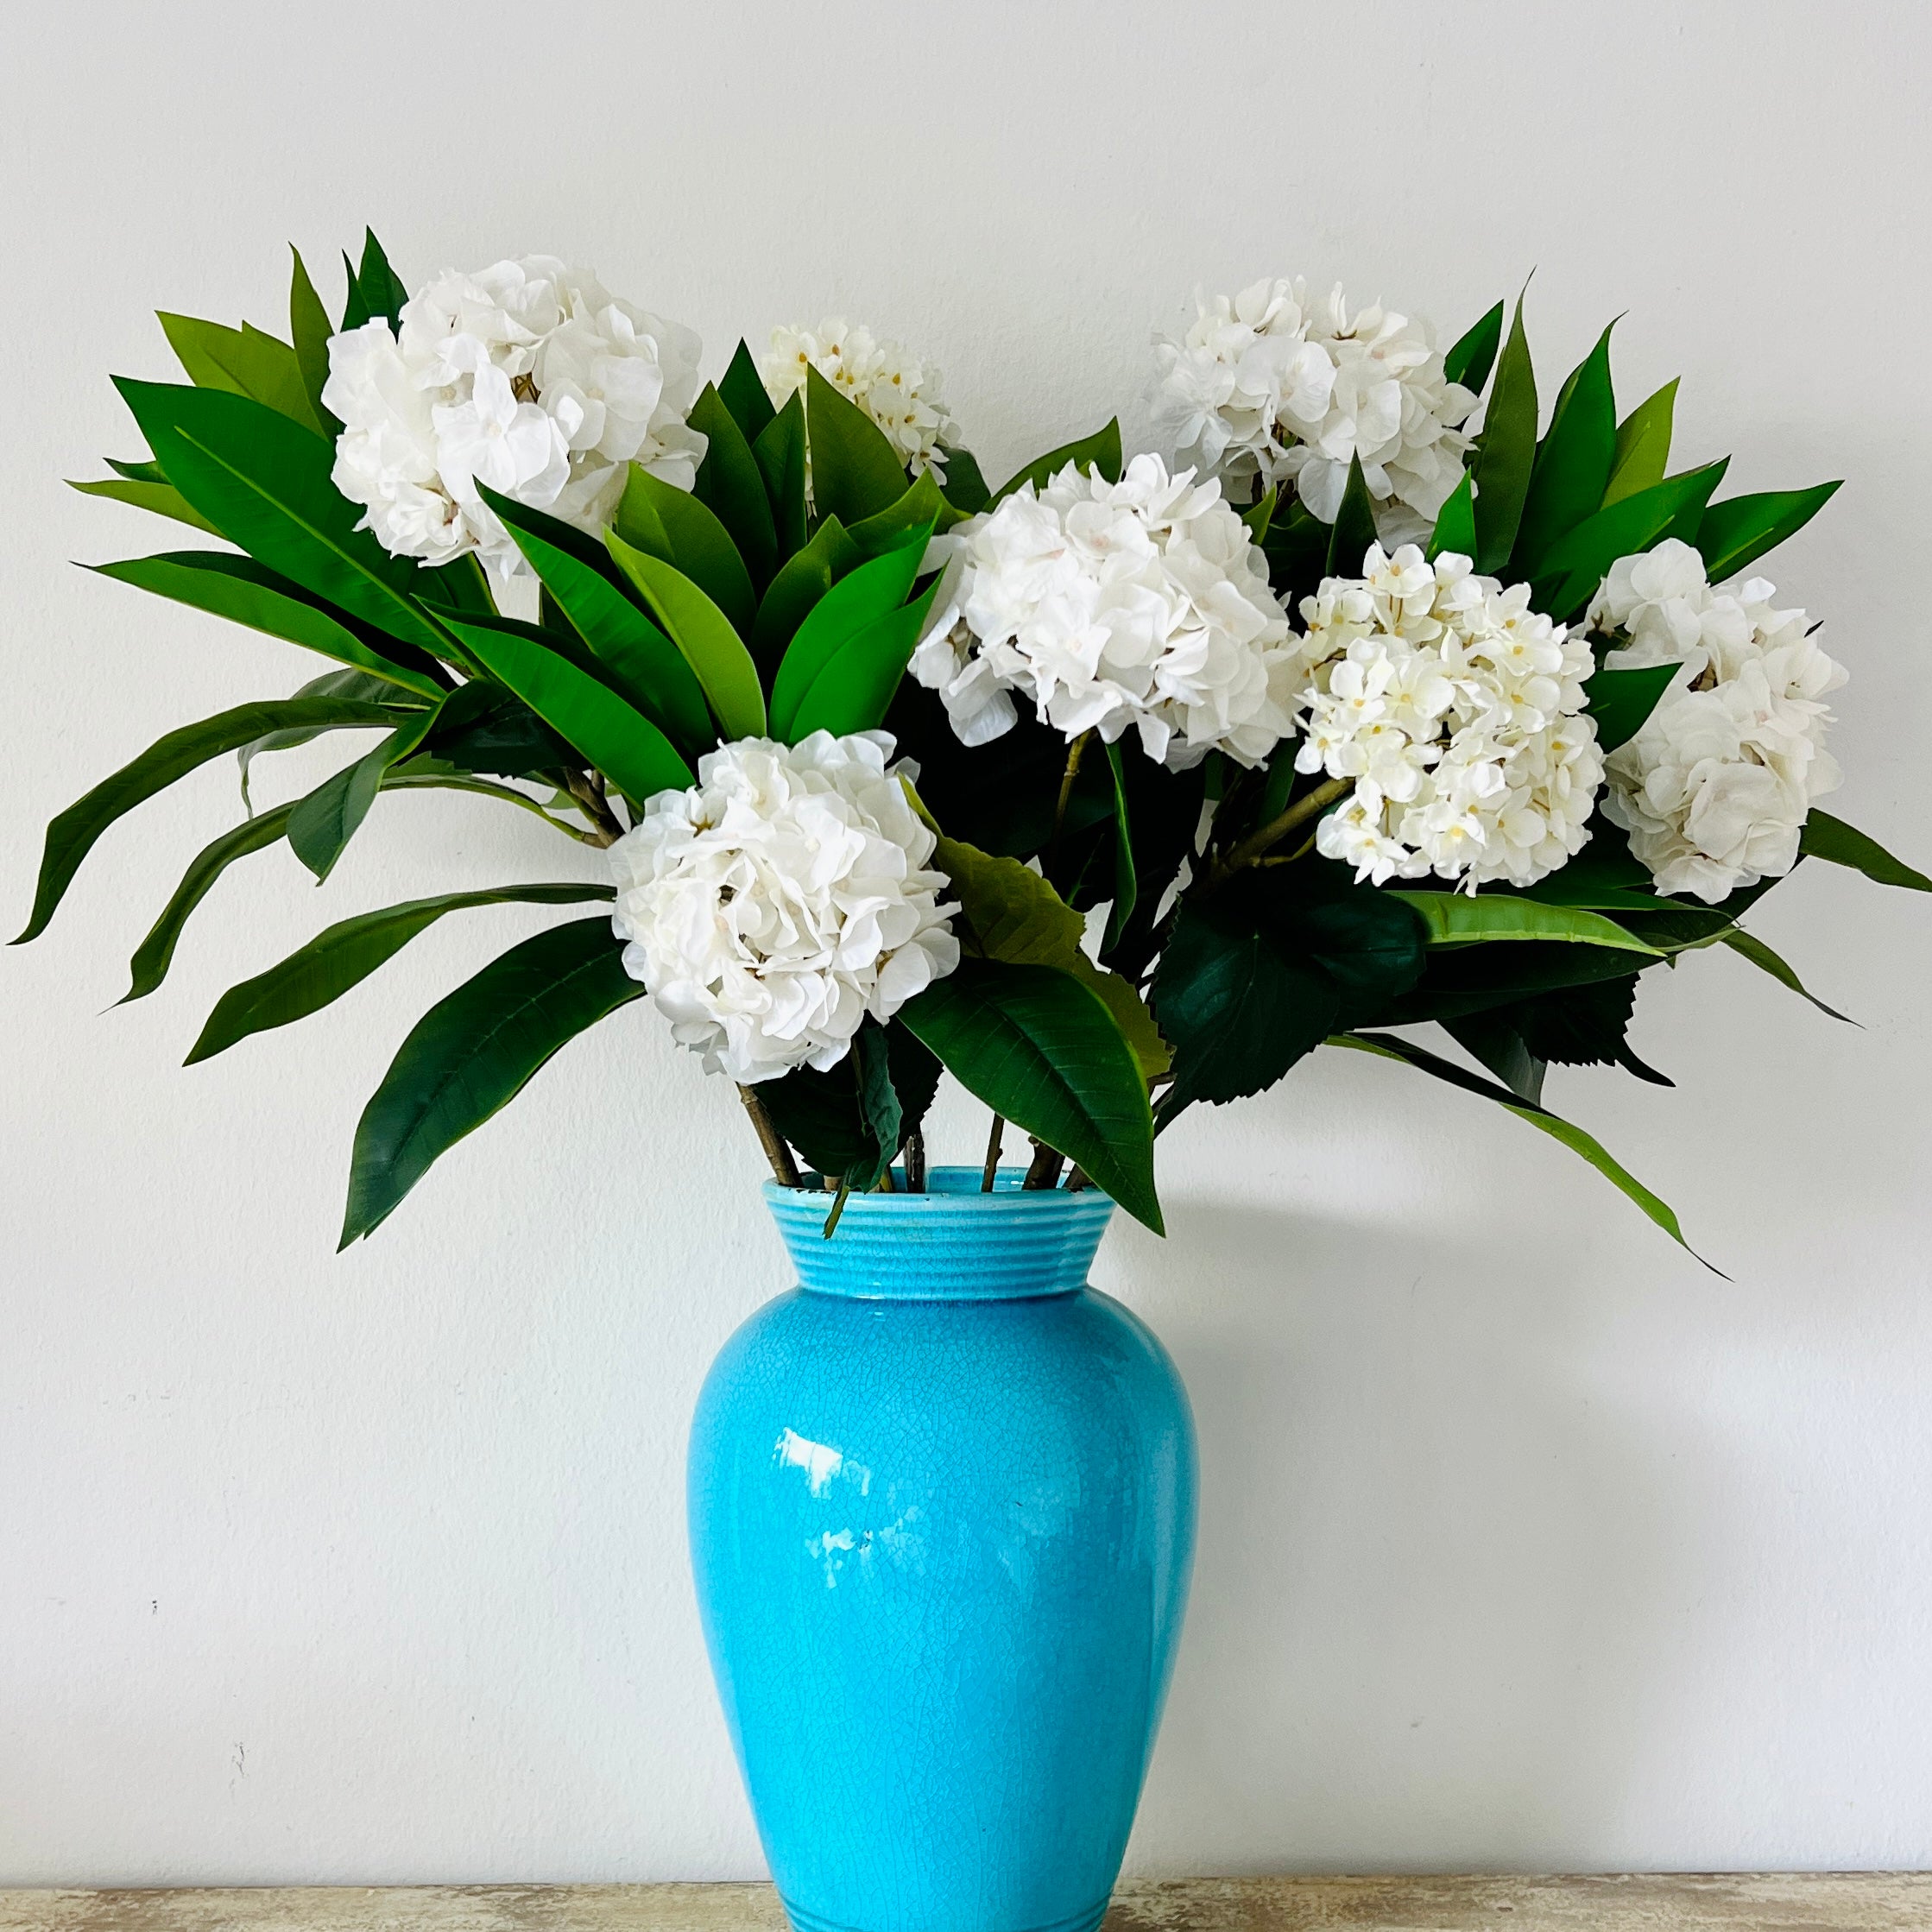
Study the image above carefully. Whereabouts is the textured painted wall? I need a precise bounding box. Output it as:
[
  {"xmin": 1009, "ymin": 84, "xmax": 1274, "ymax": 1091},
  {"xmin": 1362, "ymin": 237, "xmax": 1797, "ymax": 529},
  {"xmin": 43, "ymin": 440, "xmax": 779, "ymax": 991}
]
[{"xmin": 3, "ymin": 0, "xmax": 1929, "ymax": 1884}]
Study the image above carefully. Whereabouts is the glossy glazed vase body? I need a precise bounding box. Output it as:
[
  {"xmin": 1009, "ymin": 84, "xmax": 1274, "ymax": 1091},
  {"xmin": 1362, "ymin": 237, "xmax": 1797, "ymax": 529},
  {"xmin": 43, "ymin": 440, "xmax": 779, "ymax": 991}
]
[{"xmin": 688, "ymin": 1169, "xmax": 1196, "ymax": 1932}]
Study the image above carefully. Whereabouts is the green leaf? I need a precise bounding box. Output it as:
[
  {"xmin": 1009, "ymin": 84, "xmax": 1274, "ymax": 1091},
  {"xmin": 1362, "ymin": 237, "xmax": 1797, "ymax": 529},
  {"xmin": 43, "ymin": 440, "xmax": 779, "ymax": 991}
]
[
  {"xmin": 113, "ymin": 380, "xmax": 455, "ymax": 661},
  {"xmin": 1583, "ymin": 660, "xmax": 1679, "ymax": 754},
  {"xmin": 1799, "ymin": 809, "xmax": 1932, "ymax": 892},
  {"xmin": 770, "ymin": 531, "xmax": 931, "ymax": 738},
  {"xmin": 1717, "ymin": 927, "xmax": 1853, "ymax": 1024},
  {"xmin": 804, "ymin": 363, "xmax": 909, "ymax": 527},
  {"xmin": 752, "ymin": 515, "xmax": 863, "ymax": 671},
  {"xmin": 123, "ymin": 805, "xmax": 296, "ymax": 1002},
  {"xmin": 13, "ymin": 696, "xmax": 399, "ymax": 944},
  {"xmin": 1239, "ymin": 485, "xmax": 1277, "ymax": 546},
  {"xmin": 1442, "ymin": 1009, "xmax": 1545, "ymax": 1103},
  {"xmin": 605, "ymin": 534, "xmax": 766, "ymax": 739},
  {"xmin": 929, "ymin": 825, "xmax": 1169, "ymax": 1079},
  {"xmin": 287, "ymin": 705, "xmax": 441, "ymax": 883},
  {"xmin": 760, "ymin": 1022, "xmax": 941, "ymax": 1188},
  {"xmin": 187, "ymin": 883, "xmax": 614, "ymax": 1064},
  {"xmin": 1530, "ymin": 459, "xmax": 1729, "ymax": 624},
  {"xmin": 1261, "ymin": 496, "xmax": 1334, "ymax": 606},
  {"xmin": 1695, "ymin": 482, "xmax": 1843, "ymax": 584},
  {"xmin": 340, "ymin": 917, "xmax": 644, "ymax": 1244},
  {"xmin": 1470, "ymin": 294, "xmax": 1537, "ymax": 573},
  {"xmin": 490, "ymin": 499, "xmax": 711, "ymax": 752},
  {"xmin": 1387, "ymin": 891, "xmax": 1663, "ymax": 957},
  {"xmin": 616, "ymin": 464, "xmax": 759, "ymax": 638},
  {"xmin": 1102, "ymin": 740, "xmax": 1137, "ymax": 950},
  {"xmin": 68, "ymin": 475, "xmax": 224, "ymax": 535},
  {"xmin": 156, "ymin": 312, "xmax": 322, "ymax": 433},
  {"xmin": 420, "ymin": 677, "xmax": 571, "ymax": 783},
  {"xmin": 1332, "ymin": 1031, "xmax": 1710, "ymax": 1266},
  {"xmin": 753, "ymin": 391, "xmax": 808, "ymax": 560},
  {"xmin": 900, "ymin": 959, "xmax": 1161, "ymax": 1234},
  {"xmin": 718, "ymin": 339, "xmax": 776, "ymax": 444},
  {"xmin": 1512, "ymin": 972, "xmax": 1670, "ymax": 1085},
  {"xmin": 1325, "ymin": 453, "xmax": 1379, "ymax": 570},
  {"xmin": 786, "ymin": 585, "xmax": 938, "ymax": 741},
  {"xmin": 690, "ymin": 382, "xmax": 779, "ymax": 590},
  {"xmin": 356, "ymin": 229, "xmax": 408, "ymax": 329},
  {"xmin": 289, "ymin": 247, "xmax": 339, "ymax": 435},
  {"xmin": 439, "ymin": 613, "xmax": 695, "ymax": 806},
  {"xmin": 338, "ymin": 252, "xmax": 370, "ymax": 331},
  {"xmin": 1425, "ymin": 472, "xmax": 1476, "ymax": 562},
  {"xmin": 847, "ymin": 1025, "xmax": 903, "ymax": 1199},
  {"xmin": 938, "ymin": 445, "xmax": 991, "ymax": 515},
  {"xmin": 1381, "ymin": 935, "xmax": 1651, "ymax": 1026},
  {"xmin": 993, "ymin": 420, "xmax": 1123, "ymax": 506},
  {"xmin": 238, "ymin": 669, "xmax": 416, "ymax": 808},
  {"xmin": 92, "ymin": 551, "xmax": 446, "ymax": 698},
  {"xmin": 1603, "ymin": 379, "xmax": 1676, "ymax": 508},
  {"xmin": 847, "ymin": 470, "xmax": 964, "ymax": 553},
  {"xmin": 1512, "ymin": 321, "xmax": 1617, "ymax": 572},
  {"xmin": 1443, "ymin": 300, "xmax": 1505, "ymax": 394}
]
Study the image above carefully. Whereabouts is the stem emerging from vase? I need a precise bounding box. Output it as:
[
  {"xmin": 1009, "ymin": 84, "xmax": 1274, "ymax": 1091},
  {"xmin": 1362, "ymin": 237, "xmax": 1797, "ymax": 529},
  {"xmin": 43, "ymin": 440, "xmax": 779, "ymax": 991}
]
[{"xmin": 738, "ymin": 1085, "xmax": 800, "ymax": 1188}]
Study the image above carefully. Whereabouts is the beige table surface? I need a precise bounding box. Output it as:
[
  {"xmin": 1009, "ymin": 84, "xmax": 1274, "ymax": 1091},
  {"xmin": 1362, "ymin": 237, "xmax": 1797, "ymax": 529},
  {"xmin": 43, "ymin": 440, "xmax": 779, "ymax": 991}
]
[{"xmin": 1, "ymin": 1878, "xmax": 1926, "ymax": 1931}]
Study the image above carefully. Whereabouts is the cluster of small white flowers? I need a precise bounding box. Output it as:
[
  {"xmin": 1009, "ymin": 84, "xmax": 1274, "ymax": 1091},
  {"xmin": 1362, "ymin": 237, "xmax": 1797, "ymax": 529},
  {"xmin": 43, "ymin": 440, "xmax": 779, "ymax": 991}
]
[
  {"xmin": 323, "ymin": 256, "xmax": 706, "ymax": 575},
  {"xmin": 1288, "ymin": 545, "xmax": 1604, "ymax": 888},
  {"xmin": 761, "ymin": 318, "xmax": 957, "ymax": 481},
  {"xmin": 1589, "ymin": 539, "xmax": 1846, "ymax": 904},
  {"xmin": 608, "ymin": 731, "xmax": 960, "ymax": 1085},
  {"xmin": 909, "ymin": 454, "xmax": 1297, "ymax": 770},
  {"xmin": 1147, "ymin": 279, "xmax": 1477, "ymax": 542}
]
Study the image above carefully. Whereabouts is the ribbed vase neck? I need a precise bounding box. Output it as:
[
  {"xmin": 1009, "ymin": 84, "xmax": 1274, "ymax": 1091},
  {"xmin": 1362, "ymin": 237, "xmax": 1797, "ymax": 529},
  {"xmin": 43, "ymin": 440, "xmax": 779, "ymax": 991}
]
[{"xmin": 764, "ymin": 1167, "xmax": 1114, "ymax": 1300}]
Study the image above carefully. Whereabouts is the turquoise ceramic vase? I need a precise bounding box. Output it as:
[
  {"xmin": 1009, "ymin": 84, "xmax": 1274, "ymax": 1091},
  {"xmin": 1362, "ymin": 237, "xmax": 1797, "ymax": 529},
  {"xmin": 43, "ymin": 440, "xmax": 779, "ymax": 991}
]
[{"xmin": 687, "ymin": 1167, "xmax": 1196, "ymax": 1932}]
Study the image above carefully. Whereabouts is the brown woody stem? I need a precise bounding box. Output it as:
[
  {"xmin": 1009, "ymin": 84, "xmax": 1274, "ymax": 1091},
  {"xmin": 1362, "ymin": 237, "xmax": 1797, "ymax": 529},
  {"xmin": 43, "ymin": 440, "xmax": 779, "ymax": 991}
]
[
  {"xmin": 737, "ymin": 1085, "xmax": 800, "ymax": 1188},
  {"xmin": 982, "ymin": 1114, "xmax": 1004, "ymax": 1190},
  {"xmin": 1023, "ymin": 1137, "xmax": 1065, "ymax": 1190}
]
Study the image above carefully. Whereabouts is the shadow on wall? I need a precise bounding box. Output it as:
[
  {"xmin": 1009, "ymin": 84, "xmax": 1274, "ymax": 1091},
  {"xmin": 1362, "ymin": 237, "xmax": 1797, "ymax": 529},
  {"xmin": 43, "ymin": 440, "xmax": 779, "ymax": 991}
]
[{"xmin": 1123, "ymin": 1198, "xmax": 1737, "ymax": 1873}]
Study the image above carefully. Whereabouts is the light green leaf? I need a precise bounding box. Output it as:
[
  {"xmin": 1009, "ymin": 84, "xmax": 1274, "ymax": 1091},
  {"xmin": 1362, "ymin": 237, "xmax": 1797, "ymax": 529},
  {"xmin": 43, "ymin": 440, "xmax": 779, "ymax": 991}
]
[
  {"xmin": 616, "ymin": 464, "xmax": 759, "ymax": 638},
  {"xmin": 1603, "ymin": 379, "xmax": 1676, "ymax": 508},
  {"xmin": 157, "ymin": 312, "xmax": 323, "ymax": 433},
  {"xmin": 1717, "ymin": 927, "xmax": 1853, "ymax": 1024},
  {"xmin": 69, "ymin": 476, "xmax": 224, "ymax": 535},
  {"xmin": 1799, "ymin": 809, "xmax": 1932, "ymax": 892},
  {"xmin": 605, "ymin": 534, "xmax": 766, "ymax": 739},
  {"xmin": 847, "ymin": 470, "xmax": 966, "ymax": 552},
  {"xmin": 993, "ymin": 420, "xmax": 1123, "ymax": 505},
  {"xmin": 1387, "ymin": 891, "xmax": 1663, "ymax": 957},
  {"xmin": 752, "ymin": 515, "xmax": 863, "ymax": 670},
  {"xmin": 786, "ymin": 584, "xmax": 939, "ymax": 741}
]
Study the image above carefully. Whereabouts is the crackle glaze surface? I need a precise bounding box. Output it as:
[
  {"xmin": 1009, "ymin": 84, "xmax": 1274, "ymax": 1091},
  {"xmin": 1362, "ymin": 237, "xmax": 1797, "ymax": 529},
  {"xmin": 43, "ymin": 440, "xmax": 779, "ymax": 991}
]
[{"xmin": 688, "ymin": 1171, "xmax": 1197, "ymax": 1932}]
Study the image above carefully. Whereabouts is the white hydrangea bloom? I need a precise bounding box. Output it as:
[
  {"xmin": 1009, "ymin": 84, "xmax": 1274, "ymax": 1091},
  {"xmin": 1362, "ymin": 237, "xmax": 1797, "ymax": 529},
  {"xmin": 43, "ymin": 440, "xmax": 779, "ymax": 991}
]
[
  {"xmin": 909, "ymin": 453, "xmax": 1297, "ymax": 771},
  {"xmin": 1588, "ymin": 539, "xmax": 1846, "ymax": 903},
  {"xmin": 322, "ymin": 256, "xmax": 706, "ymax": 576},
  {"xmin": 761, "ymin": 318, "xmax": 957, "ymax": 481},
  {"xmin": 1147, "ymin": 278, "xmax": 1476, "ymax": 539},
  {"xmin": 608, "ymin": 731, "xmax": 960, "ymax": 1084},
  {"xmin": 1288, "ymin": 545, "xmax": 1604, "ymax": 888}
]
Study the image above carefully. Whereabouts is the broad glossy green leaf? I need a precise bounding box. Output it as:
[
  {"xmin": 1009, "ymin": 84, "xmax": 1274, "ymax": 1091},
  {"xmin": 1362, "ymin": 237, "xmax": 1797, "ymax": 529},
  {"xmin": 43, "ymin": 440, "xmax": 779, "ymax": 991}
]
[
  {"xmin": 1443, "ymin": 300, "xmax": 1505, "ymax": 394},
  {"xmin": 1513, "ymin": 321, "xmax": 1617, "ymax": 571},
  {"xmin": 1603, "ymin": 380, "xmax": 1676, "ymax": 508},
  {"xmin": 114, "ymin": 380, "xmax": 455, "ymax": 660},
  {"xmin": 123, "ymin": 804, "xmax": 295, "ymax": 1002},
  {"xmin": 1695, "ymin": 482, "xmax": 1843, "ymax": 584},
  {"xmin": 341, "ymin": 917, "xmax": 644, "ymax": 1244},
  {"xmin": 753, "ymin": 515, "xmax": 862, "ymax": 670},
  {"xmin": 92, "ymin": 551, "xmax": 447, "ymax": 698},
  {"xmin": 1471, "ymin": 295, "xmax": 1537, "ymax": 573},
  {"xmin": 13, "ymin": 696, "xmax": 399, "ymax": 944},
  {"xmin": 690, "ymin": 382, "xmax": 779, "ymax": 590},
  {"xmin": 1102, "ymin": 740, "xmax": 1137, "ymax": 950},
  {"xmin": 1332, "ymin": 1030, "xmax": 1710, "ymax": 1266},
  {"xmin": 993, "ymin": 419, "xmax": 1123, "ymax": 505},
  {"xmin": 718, "ymin": 339, "xmax": 776, "ymax": 444},
  {"xmin": 440, "ymin": 613, "xmax": 695, "ymax": 805},
  {"xmin": 1531, "ymin": 459, "xmax": 1729, "ymax": 623},
  {"xmin": 753, "ymin": 390, "xmax": 808, "ymax": 560},
  {"xmin": 787, "ymin": 584, "xmax": 940, "ymax": 742},
  {"xmin": 1717, "ymin": 926, "xmax": 1853, "ymax": 1023},
  {"xmin": 770, "ymin": 530, "xmax": 931, "ymax": 738},
  {"xmin": 605, "ymin": 534, "xmax": 766, "ymax": 739},
  {"xmin": 494, "ymin": 505, "xmax": 711, "ymax": 752},
  {"xmin": 287, "ymin": 705, "xmax": 440, "ymax": 882},
  {"xmin": 1426, "ymin": 472, "xmax": 1476, "ymax": 561},
  {"xmin": 805, "ymin": 363, "xmax": 909, "ymax": 527},
  {"xmin": 157, "ymin": 312, "xmax": 322, "ymax": 432},
  {"xmin": 938, "ymin": 445, "xmax": 991, "ymax": 515},
  {"xmin": 616, "ymin": 464, "xmax": 757, "ymax": 637},
  {"xmin": 1325, "ymin": 454, "xmax": 1379, "ymax": 570},
  {"xmin": 1583, "ymin": 660, "xmax": 1679, "ymax": 754},
  {"xmin": 289, "ymin": 247, "xmax": 339, "ymax": 434},
  {"xmin": 187, "ymin": 883, "xmax": 615, "ymax": 1063},
  {"xmin": 69, "ymin": 475, "xmax": 223, "ymax": 535},
  {"xmin": 1388, "ymin": 891, "xmax": 1662, "ymax": 956},
  {"xmin": 848, "ymin": 470, "xmax": 964, "ymax": 552},
  {"xmin": 900, "ymin": 959, "xmax": 1161, "ymax": 1234},
  {"xmin": 357, "ymin": 229, "xmax": 408, "ymax": 328},
  {"xmin": 1798, "ymin": 809, "xmax": 1931, "ymax": 891}
]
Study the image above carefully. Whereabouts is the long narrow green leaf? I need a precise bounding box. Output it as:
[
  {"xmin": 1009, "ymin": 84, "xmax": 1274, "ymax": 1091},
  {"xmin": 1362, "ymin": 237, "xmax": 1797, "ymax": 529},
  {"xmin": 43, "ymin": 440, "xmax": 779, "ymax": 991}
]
[
  {"xmin": 13, "ymin": 696, "xmax": 400, "ymax": 944},
  {"xmin": 1325, "ymin": 454, "xmax": 1379, "ymax": 571},
  {"xmin": 847, "ymin": 470, "xmax": 966, "ymax": 552},
  {"xmin": 157, "ymin": 312, "xmax": 322, "ymax": 433},
  {"xmin": 690, "ymin": 382, "xmax": 779, "ymax": 590},
  {"xmin": 1512, "ymin": 321, "xmax": 1617, "ymax": 572},
  {"xmin": 1387, "ymin": 892, "xmax": 1663, "ymax": 956},
  {"xmin": 753, "ymin": 390, "xmax": 808, "ymax": 560},
  {"xmin": 289, "ymin": 246, "xmax": 340, "ymax": 435},
  {"xmin": 1470, "ymin": 295, "xmax": 1537, "ymax": 572},
  {"xmin": 1799, "ymin": 809, "xmax": 1932, "ymax": 892},
  {"xmin": 616, "ymin": 464, "xmax": 759, "ymax": 638},
  {"xmin": 357, "ymin": 229, "xmax": 409, "ymax": 329},
  {"xmin": 1331, "ymin": 1031, "xmax": 1711, "ymax": 1267},
  {"xmin": 1530, "ymin": 459, "xmax": 1729, "ymax": 623},
  {"xmin": 805, "ymin": 363, "xmax": 910, "ymax": 527},
  {"xmin": 340, "ymin": 917, "xmax": 645, "ymax": 1244},
  {"xmin": 1102, "ymin": 740, "xmax": 1138, "ymax": 950},
  {"xmin": 769, "ymin": 530, "xmax": 931, "ymax": 737},
  {"xmin": 1603, "ymin": 380, "xmax": 1677, "ymax": 508},
  {"xmin": 1426, "ymin": 472, "xmax": 1476, "ymax": 561},
  {"xmin": 68, "ymin": 476, "xmax": 224, "ymax": 535},
  {"xmin": 1717, "ymin": 927, "xmax": 1853, "ymax": 1024},
  {"xmin": 1695, "ymin": 483, "xmax": 1843, "ymax": 584},
  {"xmin": 187, "ymin": 883, "xmax": 615, "ymax": 1064},
  {"xmin": 993, "ymin": 420, "xmax": 1123, "ymax": 505},
  {"xmin": 287, "ymin": 705, "xmax": 441, "ymax": 883},
  {"xmin": 752, "ymin": 515, "xmax": 862, "ymax": 670},
  {"xmin": 1443, "ymin": 301, "xmax": 1505, "ymax": 394},
  {"xmin": 718, "ymin": 339, "xmax": 776, "ymax": 444},
  {"xmin": 605, "ymin": 535, "xmax": 766, "ymax": 739},
  {"xmin": 1583, "ymin": 660, "xmax": 1679, "ymax": 754},
  {"xmin": 123, "ymin": 805, "xmax": 296, "ymax": 1002}
]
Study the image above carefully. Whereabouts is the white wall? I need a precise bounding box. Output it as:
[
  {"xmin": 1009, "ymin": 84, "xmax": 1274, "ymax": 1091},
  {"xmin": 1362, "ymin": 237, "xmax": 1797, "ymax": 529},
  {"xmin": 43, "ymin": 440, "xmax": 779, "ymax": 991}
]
[{"xmin": 3, "ymin": 0, "xmax": 1929, "ymax": 1885}]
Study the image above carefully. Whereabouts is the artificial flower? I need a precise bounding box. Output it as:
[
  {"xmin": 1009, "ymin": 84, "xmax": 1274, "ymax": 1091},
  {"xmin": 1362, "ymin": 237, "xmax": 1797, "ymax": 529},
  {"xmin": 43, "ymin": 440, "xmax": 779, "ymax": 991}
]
[{"xmin": 761, "ymin": 318, "xmax": 957, "ymax": 481}]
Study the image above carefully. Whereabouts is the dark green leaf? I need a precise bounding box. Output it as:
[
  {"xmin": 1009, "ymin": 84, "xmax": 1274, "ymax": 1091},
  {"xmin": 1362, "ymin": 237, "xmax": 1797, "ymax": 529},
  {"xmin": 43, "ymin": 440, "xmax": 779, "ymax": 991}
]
[
  {"xmin": 605, "ymin": 535, "xmax": 766, "ymax": 740},
  {"xmin": 1443, "ymin": 300, "xmax": 1505, "ymax": 394},
  {"xmin": 1695, "ymin": 482, "xmax": 1843, "ymax": 584},
  {"xmin": 1471, "ymin": 295, "xmax": 1537, "ymax": 572},
  {"xmin": 616, "ymin": 464, "xmax": 759, "ymax": 637},
  {"xmin": 770, "ymin": 529, "xmax": 931, "ymax": 737},
  {"xmin": 752, "ymin": 515, "xmax": 862, "ymax": 672},
  {"xmin": 900, "ymin": 958, "xmax": 1162, "ymax": 1234},
  {"xmin": 123, "ymin": 804, "xmax": 295, "ymax": 1002},
  {"xmin": 1240, "ymin": 485, "xmax": 1278, "ymax": 546},
  {"xmin": 690, "ymin": 382, "xmax": 780, "ymax": 590},
  {"xmin": 187, "ymin": 883, "xmax": 614, "ymax": 1063},
  {"xmin": 287, "ymin": 705, "xmax": 440, "ymax": 883},
  {"xmin": 356, "ymin": 229, "xmax": 408, "ymax": 328},
  {"xmin": 1513, "ymin": 971, "xmax": 1668, "ymax": 1083},
  {"xmin": 993, "ymin": 419, "xmax": 1123, "ymax": 505},
  {"xmin": 238, "ymin": 670, "xmax": 414, "ymax": 807},
  {"xmin": 805, "ymin": 363, "xmax": 909, "ymax": 527},
  {"xmin": 1426, "ymin": 473, "xmax": 1476, "ymax": 561},
  {"xmin": 289, "ymin": 247, "xmax": 340, "ymax": 436},
  {"xmin": 1603, "ymin": 380, "xmax": 1676, "ymax": 508},
  {"xmin": 1325, "ymin": 454, "xmax": 1379, "ymax": 570},
  {"xmin": 1380, "ymin": 938, "xmax": 1652, "ymax": 1025},
  {"xmin": 1443, "ymin": 1010, "xmax": 1544, "ymax": 1103},
  {"xmin": 1583, "ymin": 660, "xmax": 1680, "ymax": 754},
  {"xmin": 1260, "ymin": 496, "xmax": 1332, "ymax": 605},
  {"xmin": 753, "ymin": 390, "xmax": 807, "ymax": 559},
  {"xmin": 338, "ymin": 252, "xmax": 370, "ymax": 331},
  {"xmin": 1531, "ymin": 459, "xmax": 1729, "ymax": 624},
  {"xmin": 423, "ymin": 678, "xmax": 572, "ymax": 781},
  {"xmin": 1798, "ymin": 809, "xmax": 1931, "ymax": 892},
  {"xmin": 718, "ymin": 339, "xmax": 776, "ymax": 444},
  {"xmin": 1512, "ymin": 321, "xmax": 1617, "ymax": 572},
  {"xmin": 1102, "ymin": 740, "xmax": 1138, "ymax": 950},
  {"xmin": 340, "ymin": 917, "xmax": 644, "ymax": 1244},
  {"xmin": 938, "ymin": 445, "xmax": 991, "ymax": 515},
  {"xmin": 847, "ymin": 470, "xmax": 963, "ymax": 554}
]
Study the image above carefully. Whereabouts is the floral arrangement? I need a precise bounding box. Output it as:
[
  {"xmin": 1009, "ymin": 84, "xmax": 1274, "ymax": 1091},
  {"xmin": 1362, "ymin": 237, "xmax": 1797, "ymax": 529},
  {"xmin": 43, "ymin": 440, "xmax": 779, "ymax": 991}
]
[{"xmin": 26, "ymin": 236, "xmax": 1928, "ymax": 1253}]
